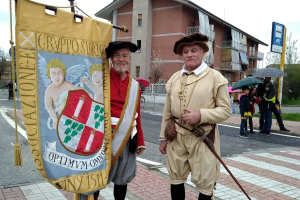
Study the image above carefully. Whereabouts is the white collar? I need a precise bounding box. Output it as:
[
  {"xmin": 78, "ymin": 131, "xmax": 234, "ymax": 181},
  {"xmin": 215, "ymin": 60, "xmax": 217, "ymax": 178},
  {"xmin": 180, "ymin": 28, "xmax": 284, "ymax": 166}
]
[{"xmin": 181, "ymin": 60, "xmax": 208, "ymax": 76}]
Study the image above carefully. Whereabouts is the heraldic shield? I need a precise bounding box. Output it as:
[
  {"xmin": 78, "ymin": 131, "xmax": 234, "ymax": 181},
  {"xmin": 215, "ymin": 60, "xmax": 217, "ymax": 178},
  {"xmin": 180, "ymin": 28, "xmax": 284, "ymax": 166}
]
[
  {"xmin": 15, "ymin": 0, "xmax": 113, "ymax": 195},
  {"xmin": 57, "ymin": 90, "xmax": 105, "ymax": 156}
]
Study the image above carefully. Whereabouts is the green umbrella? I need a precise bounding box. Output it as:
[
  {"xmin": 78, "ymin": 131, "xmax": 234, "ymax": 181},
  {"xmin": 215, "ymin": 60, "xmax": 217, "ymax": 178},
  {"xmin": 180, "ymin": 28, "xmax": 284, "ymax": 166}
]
[{"xmin": 232, "ymin": 77, "xmax": 263, "ymax": 90}]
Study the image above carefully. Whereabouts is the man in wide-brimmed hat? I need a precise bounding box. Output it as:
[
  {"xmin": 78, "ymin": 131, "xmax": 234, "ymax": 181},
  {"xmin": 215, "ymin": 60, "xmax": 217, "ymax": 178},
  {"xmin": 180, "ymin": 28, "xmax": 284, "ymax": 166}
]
[
  {"xmin": 93, "ymin": 41, "xmax": 146, "ymax": 200},
  {"xmin": 159, "ymin": 33, "xmax": 231, "ymax": 199}
]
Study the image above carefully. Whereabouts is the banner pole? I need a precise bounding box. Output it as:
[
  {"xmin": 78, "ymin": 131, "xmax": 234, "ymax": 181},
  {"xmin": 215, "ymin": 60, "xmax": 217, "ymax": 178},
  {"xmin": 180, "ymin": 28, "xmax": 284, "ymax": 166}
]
[
  {"xmin": 277, "ymin": 26, "xmax": 286, "ymax": 122},
  {"xmin": 67, "ymin": 0, "xmax": 128, "ymax": 32}
]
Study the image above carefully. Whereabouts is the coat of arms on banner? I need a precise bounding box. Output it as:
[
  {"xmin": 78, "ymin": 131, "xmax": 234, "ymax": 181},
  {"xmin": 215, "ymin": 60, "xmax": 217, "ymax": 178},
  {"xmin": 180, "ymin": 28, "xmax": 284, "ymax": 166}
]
[{"xmin": 15, "ymin": 0, "xmax": 113, "ymax": 194}]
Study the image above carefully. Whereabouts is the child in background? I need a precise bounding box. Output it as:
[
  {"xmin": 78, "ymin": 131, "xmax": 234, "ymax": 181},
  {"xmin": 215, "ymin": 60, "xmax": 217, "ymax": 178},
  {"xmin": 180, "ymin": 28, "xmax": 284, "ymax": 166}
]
[
  {"xmin": 245, "ymin": 87, "xmax": 260, "ymax": 134},
  {"xmin": 239, "ymin": 86, "xmax": 251, "ymax": 138}
]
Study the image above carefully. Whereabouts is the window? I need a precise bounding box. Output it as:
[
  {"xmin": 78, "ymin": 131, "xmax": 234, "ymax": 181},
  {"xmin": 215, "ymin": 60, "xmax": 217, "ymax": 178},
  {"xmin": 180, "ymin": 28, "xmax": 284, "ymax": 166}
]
[
  {"xmin": 137, "ymin": 40, "xmax": 141, "ymax": 52},
  {"xmin": 138, "ymin": 14, "xmax": 142, "ymax": 26},
  {"xmin": 135, "ymin": 66, "xmax": 140, "ymax": 78}
]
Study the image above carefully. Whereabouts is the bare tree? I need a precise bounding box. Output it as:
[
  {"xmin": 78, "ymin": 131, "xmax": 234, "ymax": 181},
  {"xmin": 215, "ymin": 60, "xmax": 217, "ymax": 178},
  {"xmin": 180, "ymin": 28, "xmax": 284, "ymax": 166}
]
[
  {"xmin": 150, "ymin": 49, "xmax": 164, "ymax": 83},
  {"xmin": 0, "ymin": 49, "xmax": 12, "ymax": 83}
]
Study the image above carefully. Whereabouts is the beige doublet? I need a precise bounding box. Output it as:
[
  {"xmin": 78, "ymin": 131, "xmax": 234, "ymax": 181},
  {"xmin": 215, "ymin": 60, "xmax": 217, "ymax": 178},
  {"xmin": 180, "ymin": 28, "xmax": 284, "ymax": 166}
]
[{"xmin": 160, "ymin": 67, "xmax": 231, "ymax": 195}]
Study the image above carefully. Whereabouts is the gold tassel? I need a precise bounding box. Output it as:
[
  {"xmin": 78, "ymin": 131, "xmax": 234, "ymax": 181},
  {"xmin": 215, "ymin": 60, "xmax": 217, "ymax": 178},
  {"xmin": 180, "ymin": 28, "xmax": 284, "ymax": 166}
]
[{"xmin": 14, "ymin": 143, "xmax": 22, "ymax": 166}]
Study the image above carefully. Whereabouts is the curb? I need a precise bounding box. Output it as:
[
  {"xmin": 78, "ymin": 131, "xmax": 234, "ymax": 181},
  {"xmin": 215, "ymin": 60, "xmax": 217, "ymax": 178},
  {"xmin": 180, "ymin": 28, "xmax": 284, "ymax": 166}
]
[
  {"xmin": 219, "ymin": 122, "xmax": 300, "ymax": 137},
  {"xmin": 5, "ymin": 110, "xmax": 25, "ymax": 131}
]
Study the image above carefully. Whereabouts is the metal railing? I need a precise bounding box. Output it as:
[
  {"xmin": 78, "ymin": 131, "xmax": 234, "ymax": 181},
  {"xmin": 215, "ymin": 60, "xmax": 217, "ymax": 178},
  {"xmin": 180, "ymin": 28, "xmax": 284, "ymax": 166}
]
[
  {"xmin": 240, "ymin": 45, "xmax": 247, "ymax": 53},
  {"xmin": 187, "ymin": 26, "xmax": 215, "ymax": 41},
  {"xmin": 248, "ymin": 51, "xmax": 264, "ymax": 60},
  {"xmin": 247, "ymin": 67, "xmax": 257, "ymax": 75},
  {"xmin": 144, "ymin": 83, "xmax": 167, "ymax": 95},
  {"xmin": 222, "ymin": 40, "xmax": 247, "ymax": 53},
  {"xmin": 220, "ymin": 62, "xmax": 243, "ymax": 71}
]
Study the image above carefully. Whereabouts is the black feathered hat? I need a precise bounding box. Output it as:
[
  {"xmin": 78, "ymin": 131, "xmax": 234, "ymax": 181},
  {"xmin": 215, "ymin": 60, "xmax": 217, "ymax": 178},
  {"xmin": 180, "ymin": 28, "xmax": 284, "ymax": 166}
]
[{"xmin": 105, "ymin": 41, "xmax": 138, "ymax": 58}]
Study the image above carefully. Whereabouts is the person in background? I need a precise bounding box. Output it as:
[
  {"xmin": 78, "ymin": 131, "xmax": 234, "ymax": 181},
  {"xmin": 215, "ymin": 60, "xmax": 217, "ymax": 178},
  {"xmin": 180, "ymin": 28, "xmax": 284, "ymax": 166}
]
[
  {"xmin": 260, "ymin": 83, "xmax": 275, "ymax": 135},
  {"xmin": 258, "ymin": 77, "xmax": 290, "ymax": 133},
  {"xmin": 229, "ymin": 92, "xmax": 235, "ymax": 114},
  {"xmin": 257, "ymin": 78, "xmax": 266, "ymax": 132},
  {"xmin": 6, "ymin": 80, "xmax": 14, "ymax": 100},
  {"xmin": 245, "ymin": 87, "xmax": 260, "ymax": 134},
  {"xmin": 239, "ymin": 86, "xmax": 251, "ymax": 138}
]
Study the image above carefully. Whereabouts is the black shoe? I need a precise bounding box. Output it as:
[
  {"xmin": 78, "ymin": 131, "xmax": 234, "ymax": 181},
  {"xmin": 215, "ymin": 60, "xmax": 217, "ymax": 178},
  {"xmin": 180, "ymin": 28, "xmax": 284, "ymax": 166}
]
[
  {"xmin": 263, "ymin": 131, "xmax": 270, "ymax": 136},
  {"xmin": 239, "ymin": 133, "xmax": 249, "ymax": 138},
  {"xmin": 245, "ymin": 130, "xmax": 249, "ymax": 134},
  {"xmin": 250, "ymin": 131, "xmax": 255, "ymax": 134},
  {"xmin": 280, "ymin": 127, "xmax": 290, "ymax": 132},
  {"xmin": 259, "ymin": 129, "xmax": 264, "ymax": 133}
]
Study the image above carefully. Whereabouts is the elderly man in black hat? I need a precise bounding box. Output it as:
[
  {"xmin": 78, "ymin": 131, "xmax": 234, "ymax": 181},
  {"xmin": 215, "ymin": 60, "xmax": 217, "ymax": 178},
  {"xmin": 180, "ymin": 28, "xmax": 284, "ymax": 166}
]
[
  {"xmin": 159, "ymin": 34, "xmax": 231, "ymax": 200},
  {"xmin": 94, "ymin": 41, "xmax": 146, "ymax": 200}
]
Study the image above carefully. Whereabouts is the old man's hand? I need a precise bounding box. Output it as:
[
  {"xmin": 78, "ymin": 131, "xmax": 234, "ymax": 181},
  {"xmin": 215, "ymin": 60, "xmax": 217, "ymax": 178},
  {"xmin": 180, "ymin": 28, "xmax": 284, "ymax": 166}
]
[
  {"xmin": 182, "ymin": 109, "xmax": 201, "ymax": 125},
  {"xmin": 136, "ymin": 147, "xmax": 145, "ymax": 156}
]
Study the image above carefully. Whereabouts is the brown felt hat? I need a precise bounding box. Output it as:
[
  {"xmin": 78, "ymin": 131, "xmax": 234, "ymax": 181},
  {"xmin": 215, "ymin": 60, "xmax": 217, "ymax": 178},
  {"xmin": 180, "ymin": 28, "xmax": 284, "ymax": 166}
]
[{"xmin": 174, "ymin": 33, "xmax": 209, "ymax": 55}]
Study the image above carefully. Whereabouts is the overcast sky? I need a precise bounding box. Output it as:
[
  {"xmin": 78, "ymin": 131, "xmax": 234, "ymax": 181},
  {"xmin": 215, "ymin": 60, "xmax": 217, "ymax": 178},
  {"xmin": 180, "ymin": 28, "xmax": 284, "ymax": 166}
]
[{"xmin": 1, "ymin": 0, "xmax": 299, "ymax": 64}]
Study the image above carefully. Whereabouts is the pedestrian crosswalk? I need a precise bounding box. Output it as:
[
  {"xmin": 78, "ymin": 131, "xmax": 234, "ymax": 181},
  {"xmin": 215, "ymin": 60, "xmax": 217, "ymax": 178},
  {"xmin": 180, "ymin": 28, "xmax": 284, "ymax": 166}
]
[{"xmin": 158, "ymin": 148, "xmax": 300, "ymax": 200}]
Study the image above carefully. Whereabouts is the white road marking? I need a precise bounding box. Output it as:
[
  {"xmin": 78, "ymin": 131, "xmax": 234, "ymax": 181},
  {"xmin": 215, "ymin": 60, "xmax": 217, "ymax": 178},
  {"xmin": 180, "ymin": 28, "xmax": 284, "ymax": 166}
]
[
  {"xmin": 217, "ymin": 124, "xmax": 300, "ymax": 138},
  {"xmin": 283, "ymin": 150, "xmax": 300, "ymax": 156},
  {"xmin": 158, "ymin": 167, "xmax": 258, "ymax": 200},
  {"xmin": 0, "ymin": 98, "xmax": 20, "ymax": 101},
  {"xmin": 0, "ymin": 108, "xmax": 27, "ymax": 140},
  {"xmin": 137, "ymin": 157, "xmax": 162, "ymax": 166},
  {"xmin": 257, "ymin": 152, "xmax": 300, "ymax": 166},
  {"xmin": 220, "ymin": 165, "xmax": 300, "ymax": 198},
  {"xmin": 228, "ymin": 156, "xmax": 300, "ymax": 179}
]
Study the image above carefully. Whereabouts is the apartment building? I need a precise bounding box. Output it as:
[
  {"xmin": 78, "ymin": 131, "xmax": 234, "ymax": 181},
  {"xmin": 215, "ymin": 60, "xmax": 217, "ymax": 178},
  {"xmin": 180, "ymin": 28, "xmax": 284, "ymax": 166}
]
[{"xmin": 95, "ymin": 0, "xmax": 267, "ymax": 85}]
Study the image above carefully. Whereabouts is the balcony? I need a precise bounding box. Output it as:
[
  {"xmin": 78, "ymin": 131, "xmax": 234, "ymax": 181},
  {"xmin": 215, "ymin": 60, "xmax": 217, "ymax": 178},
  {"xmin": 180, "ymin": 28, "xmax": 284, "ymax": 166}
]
[
  {"xmin": 222, "ymin": 40, "xmax": 247, "ymax": 53},
  {"xmin": 187, "ymin": 26, "xmax": 215, "ymax": 41},
  {"xmin": 220, "ymin": 62, "xmax": 243, "ymax": 72},
  {"xmin": 249, "ymin": 51, "xmax": 264, "ymax": 60},
  {"xmin": 244, "ymin": 67, "xmax": 258, "ymax": 76}
]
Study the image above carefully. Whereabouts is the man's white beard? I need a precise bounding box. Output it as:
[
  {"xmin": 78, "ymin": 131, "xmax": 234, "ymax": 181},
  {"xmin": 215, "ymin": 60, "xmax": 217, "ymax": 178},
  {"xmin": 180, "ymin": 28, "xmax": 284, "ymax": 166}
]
[{"xmin": 113, "ymin": 64, "xmax": 128, "ymax": 73}]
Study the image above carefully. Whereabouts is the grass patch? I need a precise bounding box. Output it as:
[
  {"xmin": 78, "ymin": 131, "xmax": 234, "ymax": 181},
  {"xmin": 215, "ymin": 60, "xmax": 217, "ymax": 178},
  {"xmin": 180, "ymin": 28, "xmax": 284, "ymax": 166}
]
[
  {"xmin": 253, "ymin": 113, "xmax": 300, "ymax": 122},
  {"xmin": 282, "ymin": 97, "xmax": 300, "ymax": 106}
]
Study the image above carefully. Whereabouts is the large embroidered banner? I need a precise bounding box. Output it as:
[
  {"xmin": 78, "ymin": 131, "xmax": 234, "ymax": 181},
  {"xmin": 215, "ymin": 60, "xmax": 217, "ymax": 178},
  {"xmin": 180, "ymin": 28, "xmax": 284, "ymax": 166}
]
[{"xmin": 15, "ymin": 0, "xmax": 112, "ymax": 194}]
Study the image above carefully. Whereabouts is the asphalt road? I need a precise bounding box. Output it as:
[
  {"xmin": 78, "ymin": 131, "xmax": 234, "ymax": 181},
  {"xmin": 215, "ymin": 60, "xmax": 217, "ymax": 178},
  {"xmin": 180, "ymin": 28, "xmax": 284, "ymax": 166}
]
[
  {"xmin": 0, "ymin": 88, "xmax": 300, "ymax": 188},
  {"xmin": 139, "ymin": 112, "xmax": 300, "ymax": 165}
]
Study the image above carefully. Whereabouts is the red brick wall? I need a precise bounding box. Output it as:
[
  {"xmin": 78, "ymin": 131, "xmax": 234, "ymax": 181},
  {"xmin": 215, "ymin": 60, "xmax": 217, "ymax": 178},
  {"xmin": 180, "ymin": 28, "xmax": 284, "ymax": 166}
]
[
  {"xmin": 118, "ymin": 0, "xmax": 133, "ymax": 13},
  {"xmin": 181, "ymin": 6, "xmax": 198, "ymax": 34},
  {"xmin": 151, "ymin": 35, "xmax": 182, "ymax": 60},
  {"xmin": 117, "ymin": 14, "xmax": 133, "ymax": 38},
  {"xmin": 151, "ymin": 0, "xmax": 185, "ymax": 81},
  {"xmin": 152, "ymin": 7, "xmax": 183, "ymax": 35},
  {"xmin": 150, "ymin": 62, "xmax": 183, "ymax": 82},
  {"xmin": 152, "ymin": 0, "xmax": 180, "ymax": 9},
  {"xmin": 212, "ymin": 19, "xmax": 223, "ymax": 68}
]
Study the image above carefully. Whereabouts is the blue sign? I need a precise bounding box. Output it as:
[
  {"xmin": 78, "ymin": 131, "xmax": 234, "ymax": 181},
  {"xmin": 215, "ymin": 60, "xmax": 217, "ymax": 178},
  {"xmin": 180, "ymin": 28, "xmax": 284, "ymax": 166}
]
[
  {"xmin": 9, "ymin": 46, "xmax": 16, "ymax": 59},
  {"xmin": 271, "ymin": 22, "xmax": 284, "ymax": 54}
]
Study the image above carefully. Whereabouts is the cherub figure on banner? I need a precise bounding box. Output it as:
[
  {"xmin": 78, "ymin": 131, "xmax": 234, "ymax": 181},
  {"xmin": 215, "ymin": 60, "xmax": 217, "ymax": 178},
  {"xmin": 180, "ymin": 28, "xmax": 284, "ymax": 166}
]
[
  {"xmin": 38, "ymin": 53, "xmax": 91, "ymax": 130},
  {"xmin": 80, "ymin": 59, "xmax": 104, "ymax": 104}
]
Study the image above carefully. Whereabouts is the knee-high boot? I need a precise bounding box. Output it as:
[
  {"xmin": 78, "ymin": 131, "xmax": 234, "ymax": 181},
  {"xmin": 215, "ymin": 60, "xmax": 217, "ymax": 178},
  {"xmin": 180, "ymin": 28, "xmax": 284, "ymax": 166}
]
[
  {"xmin": 171, "ymin": 183, "xmax": 185, "ymax": 200},
  {"xmin": 198, "ymin": 192, "xmax": 212, "ymax": 200},
  {"xmin": 114, "ymin": 184, "xmax": 127, "ymax": 200}
]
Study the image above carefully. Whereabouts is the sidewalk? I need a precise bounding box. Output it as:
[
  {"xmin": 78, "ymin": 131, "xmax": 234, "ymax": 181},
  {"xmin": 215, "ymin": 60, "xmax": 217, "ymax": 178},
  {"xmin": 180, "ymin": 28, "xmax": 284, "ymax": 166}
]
[
  {"xmin": 3, "ymin": 106, "xmax": 300, "ymax": 200},
  {"xmin": 141, "ymin": 103, "xmax": 300, "ymax": 136},
  {"xmin": 2, "ymin": 148, "xmax": 300, "ymax": 199}
]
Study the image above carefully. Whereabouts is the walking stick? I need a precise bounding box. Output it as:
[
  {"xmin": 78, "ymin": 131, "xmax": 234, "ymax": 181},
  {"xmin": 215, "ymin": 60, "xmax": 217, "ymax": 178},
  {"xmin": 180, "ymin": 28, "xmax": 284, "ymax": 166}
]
[
  {"xmin": 193, "ymin": 125, "xmax": 251, "ymax": 200},
  {"xmin": 175, "ymin": 121, "xmax": 252, "ymax": 200}
]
